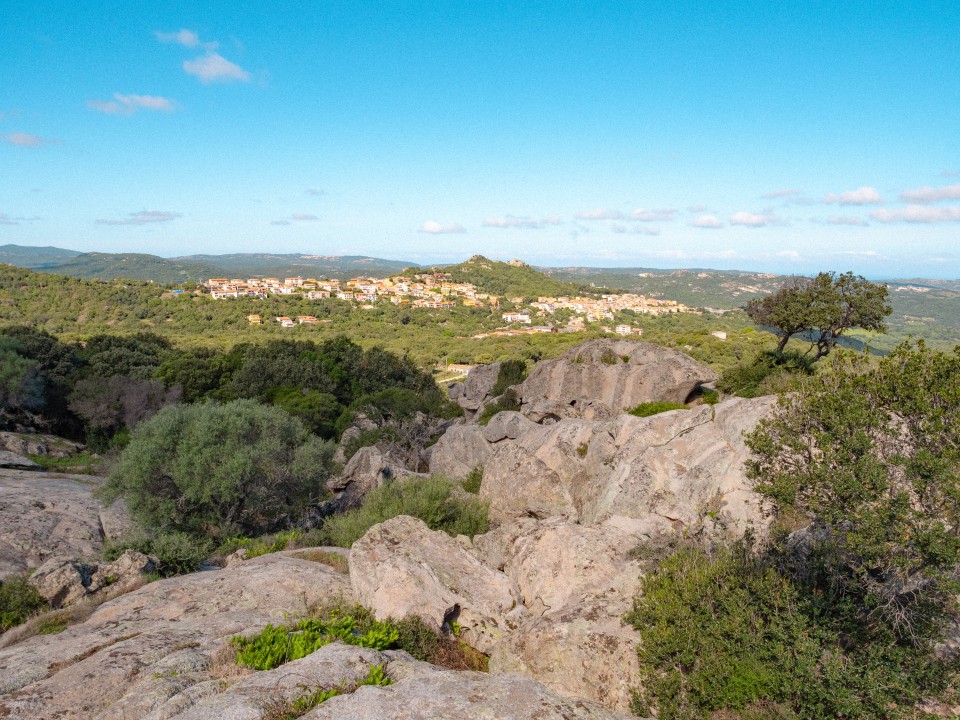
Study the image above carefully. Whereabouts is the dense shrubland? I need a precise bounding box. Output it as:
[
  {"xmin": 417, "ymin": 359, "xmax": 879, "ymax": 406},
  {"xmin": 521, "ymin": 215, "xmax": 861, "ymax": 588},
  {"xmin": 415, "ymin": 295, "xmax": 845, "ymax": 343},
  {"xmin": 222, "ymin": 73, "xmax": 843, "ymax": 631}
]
[{"xmin": 631, "ymin": 342, "xmax": 960, "ymax": 719}]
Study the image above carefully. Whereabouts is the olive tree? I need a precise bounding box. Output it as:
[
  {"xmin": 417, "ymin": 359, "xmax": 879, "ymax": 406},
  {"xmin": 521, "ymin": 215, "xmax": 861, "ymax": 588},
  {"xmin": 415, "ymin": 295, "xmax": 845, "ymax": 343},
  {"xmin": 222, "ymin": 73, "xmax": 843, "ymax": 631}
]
[
  {"xmin": 745, "ymin": 271, "xmax": 890, "ymax": 360},
  {"xmin": 745, "ymin": 342, "xmax": 960, "ymax": 642},
  {"xmin": 99, "ymin": 399, "xmax": 335, "ymax": 539}
]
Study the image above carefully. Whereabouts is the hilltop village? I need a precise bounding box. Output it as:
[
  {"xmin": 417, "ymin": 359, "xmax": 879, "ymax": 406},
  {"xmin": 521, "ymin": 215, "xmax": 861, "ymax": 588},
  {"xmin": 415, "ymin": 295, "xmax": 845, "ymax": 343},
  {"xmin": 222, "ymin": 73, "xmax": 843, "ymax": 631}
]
[{"xmin": 205, "ymin": 270, "xmax": 692, "ymax": 336}]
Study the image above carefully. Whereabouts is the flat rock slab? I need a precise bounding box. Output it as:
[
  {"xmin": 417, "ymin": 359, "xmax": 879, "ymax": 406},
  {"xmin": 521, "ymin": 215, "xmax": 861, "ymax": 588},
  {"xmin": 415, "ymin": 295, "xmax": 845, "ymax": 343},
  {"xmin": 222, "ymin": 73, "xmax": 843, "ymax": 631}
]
[
  {"xmin": 0, "ymin": 450, "xmax": 40, "ymax": 469},
  {"xmin": 0, "ymin": 468, "xmax": 130, "ymax": 578}
]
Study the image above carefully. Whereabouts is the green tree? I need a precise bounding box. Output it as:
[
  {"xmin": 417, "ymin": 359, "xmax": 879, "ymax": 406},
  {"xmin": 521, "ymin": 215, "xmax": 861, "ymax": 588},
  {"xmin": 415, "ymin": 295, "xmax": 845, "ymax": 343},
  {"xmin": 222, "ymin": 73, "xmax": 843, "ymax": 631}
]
[
  {"xmin": 99, "ymin": 399, "xmax": 335, "ymax": 539},
  {"xmin": 744, "ymin": 272, "xmax": 890, "ymax": 360},
  {"xmin": 746, "ymin": 342, "xmax": 960, "ymax": 641}
]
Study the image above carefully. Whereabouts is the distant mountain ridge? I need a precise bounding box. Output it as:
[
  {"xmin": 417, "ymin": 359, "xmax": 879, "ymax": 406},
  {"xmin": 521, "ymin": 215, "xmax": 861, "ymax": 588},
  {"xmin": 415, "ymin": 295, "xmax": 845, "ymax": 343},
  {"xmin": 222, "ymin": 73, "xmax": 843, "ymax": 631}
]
[{"xmin": 0, "ymin": 245, "xmax": 418, "ymax": 283}]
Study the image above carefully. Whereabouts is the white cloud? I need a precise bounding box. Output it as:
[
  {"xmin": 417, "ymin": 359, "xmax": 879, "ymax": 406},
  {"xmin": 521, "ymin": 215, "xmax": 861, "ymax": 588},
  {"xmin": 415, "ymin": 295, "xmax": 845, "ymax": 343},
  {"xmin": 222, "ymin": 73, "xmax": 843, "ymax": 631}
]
[
  {"xmin": 871, "ymin": 205, "xmax": 960, "ymax": 223},
  {"xmin": 730, "ymin": 211, "xmax": 776, "ymax": 227},
  {"xmin": 541, "ymin": 216, "xmax": 563, "ymax": 225},
  {"xmin": 2, "ymin": 132, "xmax": 56, "ymax": 147},
  {"xmin": 183, "ymin": 52, "xmax": 250, "ymax": 83},
  {"xmin": 87, "ymin": 93, "xmax": 177, "ymax": 115},
  {"xmin": 628, "ymin": 208, "xmax": 676, "ymax": 222},
  {"xmin": 156, "ymin": 28, "xmax": 218, "ymax": 50},
  {"xmin": 483, "ymin": 216, "xmax": 544, "ymax": 229},
  {"xmin": 96, "ymin": 210, "xmax": 181, "ymax": 226},
  {"xmin": 777, "ymin": 250, "xmax": 802, "ymax": 260},
  {"xmin": 0, "ymin": 213, "xmax": 17, "ymax": 226},
  {"xmin": 899, "ymin": 183, "xmax": 960, "ymax": 203},
  {"xmin": 271, "ymin": 220, "xmax": 291, "ymax": 226},
  {"xmin": 419, "ymin": 220, "xmax": 466, "ymax": 234},
  {"xmin": 291, "ymin": 213, "xmax": 318, "ymax": 221},
  {"xmin": 576, "ymin": 208, "xmax": 623, "ymax": 220},
  {"xmin": 762, "ymin": 188, "xmax": 803, "ymax": 199},
  {"xmin": 826, "ymin": 215, "xmax": 869, "ymax": 226},
  {"xmin": 825, "ymin": 186, "xmax": 883, "ymax": 205},
  {"xmin": 611, "ymin": 223, "xmax": 660, "ymax": 235},
  {"xmin": 305, "ymin": 188, "xmax": 324, "ymax": 196},
  {"xmin": 689, "ymin": 214, "xmax": 724, "ymax": 229},
  {"xmin": 687, "ymin": 204, "xmax": 708, "ymax": 213}
]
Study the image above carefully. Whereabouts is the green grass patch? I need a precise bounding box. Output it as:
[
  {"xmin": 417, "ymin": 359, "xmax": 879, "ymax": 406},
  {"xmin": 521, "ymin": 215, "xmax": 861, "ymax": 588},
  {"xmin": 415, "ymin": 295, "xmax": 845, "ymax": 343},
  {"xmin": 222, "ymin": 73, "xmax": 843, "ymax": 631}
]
[
  {"xmin": 27, "ymin": 451, "xmax": 101, "ymax": 475},
  {"xmin": 626, "ymin": 401, "xmax": 688, "ymax": 418},
  {"xmin": 477, "ymin": 388, "xmax": 521, "ymax": 425},
  {"xmin": 460, "ymin": 465, "xmax": 483, "ymax": 494},
  {"xmin": 233, "ymin": 605, "xmax": 399, "ymax": 671},
  {"xmin": 321, "ymin": 476, "xmax": 489, "ymax": 548}
]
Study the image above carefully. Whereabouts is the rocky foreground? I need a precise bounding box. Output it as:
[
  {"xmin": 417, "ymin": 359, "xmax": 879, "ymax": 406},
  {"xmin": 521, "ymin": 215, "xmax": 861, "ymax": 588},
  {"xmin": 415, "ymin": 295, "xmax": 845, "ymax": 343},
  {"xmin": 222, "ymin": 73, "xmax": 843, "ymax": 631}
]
[{"xmin": 0, "ymin": 340, "xmax": 777, "ymax": 719}]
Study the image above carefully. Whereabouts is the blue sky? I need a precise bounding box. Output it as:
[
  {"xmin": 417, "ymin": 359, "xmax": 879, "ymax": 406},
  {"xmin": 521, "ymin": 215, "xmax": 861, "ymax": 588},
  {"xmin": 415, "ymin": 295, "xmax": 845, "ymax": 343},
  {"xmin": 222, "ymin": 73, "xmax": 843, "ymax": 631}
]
[{"xmin": 2, "ymin": 1, "xmax": 959, "ymax": 278}]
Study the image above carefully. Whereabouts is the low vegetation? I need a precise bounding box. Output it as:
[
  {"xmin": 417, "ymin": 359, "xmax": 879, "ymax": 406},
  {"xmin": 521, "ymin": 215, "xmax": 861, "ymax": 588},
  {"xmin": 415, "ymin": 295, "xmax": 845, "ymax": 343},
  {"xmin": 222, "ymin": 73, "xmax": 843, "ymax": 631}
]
[
  {"xmin": 626, "ymin": 401, "xmax": 689, "ymax": 417},
  {"xmin": 262, "ymin": 664, "xmax": 392, "ymax": 719},
  {"xmin": 104, "ymin": 530, "xmax": 213, "ymax": 577},
  {"xmin": 0, "ymin": 575, "xmax": 47, "ymax": 632},
  {"xmin": 320, "ymin": 476, "xmax": 489, "ymax": 548}
]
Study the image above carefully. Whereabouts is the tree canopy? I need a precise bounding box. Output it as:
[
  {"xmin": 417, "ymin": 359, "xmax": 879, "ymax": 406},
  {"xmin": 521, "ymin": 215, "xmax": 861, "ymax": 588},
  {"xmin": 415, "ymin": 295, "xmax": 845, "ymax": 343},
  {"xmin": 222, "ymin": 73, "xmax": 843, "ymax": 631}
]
[{"xmin": 744, "ymin": 272, "xmax": 890, "ymax": 360}]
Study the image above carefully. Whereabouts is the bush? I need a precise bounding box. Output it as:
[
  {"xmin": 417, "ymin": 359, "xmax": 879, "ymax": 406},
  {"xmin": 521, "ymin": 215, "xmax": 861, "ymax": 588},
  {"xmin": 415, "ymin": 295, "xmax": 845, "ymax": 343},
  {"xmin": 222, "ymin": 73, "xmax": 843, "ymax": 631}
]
[
  {"xmin": 99, "ymin": 399, "xmax": 335, "ymax": 540},
  {"xmin": 460, "ymin": 466, "xmax": 483, "ymax": 494},
  {"xmin": 477, "ymin": 388, "xmax": 521, "ymax": 425},
  {"xmin": 626, "ymin": 544, "xmax": 956, "ymax": 720},
  {"xmin": 491, "ymin": 359, "xmax": 527, "ymax": 396},
  {"xmin": 233, "ymin": 605, "xmax": 399, "ymax": 670},
  {"xmin": 321, "ymin": 476, "xmax": 489, "ymax": 547},
  {"xmin": 104, "ymin": 530, "xmax": 213, "ymax": 576},
  {"xmin": 0, "ymin": 575, "xmax": 47, "ymax": 631},
  {"xmin": 717, "ymin": 351, "xmax": 813, "ymax": 398},
  {"xmin": 626, "ymin": 401, "xmax": 688, "ymax": 418}
]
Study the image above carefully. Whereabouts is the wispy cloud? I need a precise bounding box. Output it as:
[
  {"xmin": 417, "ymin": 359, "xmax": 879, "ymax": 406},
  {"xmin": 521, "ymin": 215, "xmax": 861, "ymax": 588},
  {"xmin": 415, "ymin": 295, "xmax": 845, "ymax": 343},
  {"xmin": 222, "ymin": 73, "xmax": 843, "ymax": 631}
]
[
  {"xmin": 826, "ymin": 215, "xmax": 869, "ymax": 226},
  {"xmin": 155, "ymin": 28, "xmax": 218, "ymax": 50},
  {"xmin": 687, "ymin": 204, "xmax": 708, "ymax": 213},
  {"xmin": 183, "ymin": 52, "xmax": 251, "ymax": 83},
  {"xmin": 899, "ymin": 183, "xmax": 960, "ymax": 203},
  {"xmin": 291, "ymin": 213, "xmax": 318, "ymax": 221},
  {"xmin": 611, "ymin": 223, "xmax": 660, "ymax": 235},
  {"xmin": 483, "ymin": 215, "xmax": 546, "ymax": 229},
  {"xmin": 690, "ymin": 214, "xmax": 724, "ymax": 229},
  {"xmin": 305, "ymin": 188, "xmax": 324, "ymax": 197},
  {"xmin": 825, "ymin": 186, "xmax": 883, "ymax": 205},
  {"xmin": 940, "ymin": 170, "xmax": 960, "ymax": 178},
  {"xmin": 271, "ymin": 220, "xmax": 291, "ymax": 226},
  {"xmin": 87, "ymin": 93, "xmax": 178, "ymax": 115},
  {"xmin": 576, "ymin": 208, "xmax": 623, "ymax": 220},
  {"xmin": 730, "ymin": 211, "xmax": 776, "ymax": 227},
  {"xmin": 2, "ymin": 132, "xmax": 58, "ymax": 147},
  {"xmin": 628, "ymin": 208, "xmax": 676, "ymax": 222},
  {"xmin": 762, "ymin": 188, "xmax": 803, "ymax": 199},
  {"xmin": 96, "ymin": 210, "xmax": 181, "ymax": 226},
  {"xmin": 0, "ymin": 213, "xmax": 18, "ymax": 226},
  {"xmin": 419, "ymin": 220, "xmax": 466, "ymax": 234},
  {"xmin": 777, "ymin": 250, "xmax": 802, "ymax": 260},
  {"xmin": 871, "ymin": 205, "xmax": 960, "ymax": 224}
]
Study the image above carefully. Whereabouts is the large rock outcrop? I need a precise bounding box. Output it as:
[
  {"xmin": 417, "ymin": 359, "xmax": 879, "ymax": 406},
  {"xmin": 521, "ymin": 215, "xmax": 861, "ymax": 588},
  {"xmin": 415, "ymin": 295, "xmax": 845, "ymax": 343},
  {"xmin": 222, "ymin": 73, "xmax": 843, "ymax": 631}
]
[
  {"xmin": 350, "ymin": 515, "xmax": 523, "ymax": 653},
  {"xmin": 447, "ymin": 361, "xmax": 502, "ymax": 420},
  {"xmin": 518, "ymin": 338, "xmax": 718, "ymax": 421},
  {"xmin": 0, "ymin": 551, "xmax": 354, "ymax": 718},
  {"xmin": 0, "ymin": 468, "xmax": 130, "ymax": 578},
  {"xmin": 324, "ymin": 445, "xmax": 425, "ymax": 514}
]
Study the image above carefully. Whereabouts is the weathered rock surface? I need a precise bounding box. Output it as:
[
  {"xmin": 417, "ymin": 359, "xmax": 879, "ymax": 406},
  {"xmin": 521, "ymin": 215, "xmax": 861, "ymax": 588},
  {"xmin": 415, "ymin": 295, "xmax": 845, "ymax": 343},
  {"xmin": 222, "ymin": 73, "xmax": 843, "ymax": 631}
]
[
  {"xmin": 518, "ymin": 338, "xmax": 718, "ymax": 421},
  {"xmin": 28, "ymin": 549, "xmax": 157, "ymax": 608},
  {"xmin": 0, "ymin": 551, "xmax": 354, "ymax": 719},
  {"xmin": 0, "ymin": 450, "xmax": 39, "ymax": 469},
  {"xmin": 448, "ymin": 361, "xmax": 502, "ymax": 419},
  {"xmin": 476, "ymin": 397, "xmax": 775, "ymax": 535},
  {"xmin": 350, "ymin": 515, "xmax": 524, "ymax": 653},
  {"xmin": 0, "ymin": 468, "xmax": 131, "ymax": 578},
  {"xmin": 0, "ymin": 431, "xmax": 84, "ymax": 458},
  {"xmin": 305, "ymin": 654, "xmax": 635, "ymax": 719},
  {"xmin": 324, "ymin": 445, "xmax": 424, "ymax": 513},
  {"xmin": 427, "ymin": 423, "xmax": 493, "ymax": 480}
]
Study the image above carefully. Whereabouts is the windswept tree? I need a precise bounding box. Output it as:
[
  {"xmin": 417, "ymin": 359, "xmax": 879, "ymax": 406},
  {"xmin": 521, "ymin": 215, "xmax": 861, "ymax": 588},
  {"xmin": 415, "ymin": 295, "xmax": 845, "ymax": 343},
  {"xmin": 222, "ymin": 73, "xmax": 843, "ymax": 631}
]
[{"xmin": 745, "ymin": 271, "xmax": 890, "ymax": 360}]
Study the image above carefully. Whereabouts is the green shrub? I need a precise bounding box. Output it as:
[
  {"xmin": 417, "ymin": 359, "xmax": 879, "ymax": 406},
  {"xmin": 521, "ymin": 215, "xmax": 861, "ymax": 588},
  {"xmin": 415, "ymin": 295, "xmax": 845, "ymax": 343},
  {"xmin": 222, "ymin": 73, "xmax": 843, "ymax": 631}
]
[
  {"xmin": 717, "ymin": 351, "xmax": 813, "ymax": 398},
  {"xmin": 216, "ymin": 529, "xmax": 303, "ymax": 559},
  {"xmin": 477, "ymin": 388, "xmax": 520, "ymax": 425},
  {"xmin": 626, "ymin": 544, "xmax": 957, "ymax": 720},
  {"xmin": 233, "ymin": 605, "xmax": 400, "ymax": 670},
  {"xmin": 104, "ymin": 530, "xmax": 213, "ymax": 577},
  {"xmin": 320, "ymin": 476, "xmax": 489, "ymax": 548},
  {"xmin": 626, "ymin": 401, "xmax": 688, "ymax": 418},
  {"xmin": 491, "ymin": 359, "xmax": 528, "ymax": 396},
  {"xmin": 600, "ymin": 349, "xmax": 619, "ymax": 365},
  {"xmin": 269, "ymin": 664, "xmax": 392, "ymax": 719},
  {"xmin": 460, "ymin": 466, "xmax": 483, "ymax": 494},
  {"xmin": 99, "ymin": 399, "xmax": 335, "ymax": 540},
  {"xmin": 0, "ymin": 575, "xmax": 47, "ymax": 631}
]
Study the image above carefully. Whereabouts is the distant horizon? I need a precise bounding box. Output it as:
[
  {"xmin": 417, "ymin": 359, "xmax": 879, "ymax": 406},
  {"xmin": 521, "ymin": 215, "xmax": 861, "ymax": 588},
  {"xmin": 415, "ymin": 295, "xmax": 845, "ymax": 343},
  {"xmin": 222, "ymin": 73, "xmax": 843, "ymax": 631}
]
[
  {"xmin": 3, "ymin": 241, "xmax": 957, "ymax": 282},
  {"xmin": 3, "ymin": 3, "xmax": 958, "ymax": 279}
]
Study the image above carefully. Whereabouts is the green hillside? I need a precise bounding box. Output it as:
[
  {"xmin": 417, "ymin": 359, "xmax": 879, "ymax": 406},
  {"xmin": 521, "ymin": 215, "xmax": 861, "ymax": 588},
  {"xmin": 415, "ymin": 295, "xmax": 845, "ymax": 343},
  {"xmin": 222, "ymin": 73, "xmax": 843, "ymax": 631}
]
[
  {"xmin": 415, "ymin": 255, "xmax": 600, "ymax": 298},
  {"xmin": 173, "ymin": 253, "xmax": 416, "ymax": 279},
  {"xmin": 43, "ymin": 252, "xmax": 222, "ymax": 284},
  {"xmin": 0, "ymin": 244, "xmax": 83, "ymax": 268}
]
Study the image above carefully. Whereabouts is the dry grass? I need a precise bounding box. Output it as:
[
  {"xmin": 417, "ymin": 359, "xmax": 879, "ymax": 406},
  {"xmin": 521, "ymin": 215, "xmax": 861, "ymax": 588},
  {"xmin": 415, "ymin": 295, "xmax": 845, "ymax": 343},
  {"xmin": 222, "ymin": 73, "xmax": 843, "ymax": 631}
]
[
  {"xmin": 292, "ymin": 549, "xmax": 349, "ymax": 574},
  {"xmin": 206, "ymin": 641, "xmax": 254, "ymax": 683},
  {"xmin": 0, "ymin": 575, "xmax": 150, "ymax": 650}
]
